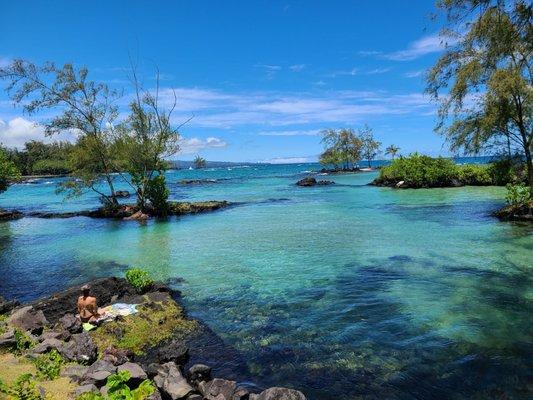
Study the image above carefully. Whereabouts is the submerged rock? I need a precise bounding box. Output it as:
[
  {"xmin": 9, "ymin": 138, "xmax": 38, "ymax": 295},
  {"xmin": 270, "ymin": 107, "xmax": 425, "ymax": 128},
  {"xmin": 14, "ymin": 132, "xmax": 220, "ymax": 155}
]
[
  {"xmin": 199, "ymin": 378, "xmax": 237, "ymax": 400},
  {"xmin": 115, "ymin": 190, "xmax": 130, "ymax": 198},
  {"xmin": 249, "ymin": 387, "xmax": 307, "ymax": 400},
  {"xmin": 0, "ymin": 209, "xmax": 23, "ymax": 221}
]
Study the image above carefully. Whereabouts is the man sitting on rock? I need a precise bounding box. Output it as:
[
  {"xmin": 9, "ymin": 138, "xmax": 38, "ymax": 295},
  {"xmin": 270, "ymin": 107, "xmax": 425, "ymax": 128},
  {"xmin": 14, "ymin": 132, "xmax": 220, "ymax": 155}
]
[{"xmin": 77, "ymin": 285, "xmax": 104, "ymax": 324}]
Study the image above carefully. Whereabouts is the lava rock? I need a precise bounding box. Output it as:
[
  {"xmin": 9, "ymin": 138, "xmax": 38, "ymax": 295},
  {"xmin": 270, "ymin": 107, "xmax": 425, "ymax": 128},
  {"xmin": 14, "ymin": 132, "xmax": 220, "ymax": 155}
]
[
  {"xmin": 137, "ymin": 339, "xmax": 189, "ymax": 366},
  {"xmin": 32, "ymin": 338, "xmax": 64, "ymax": 354},
  {"xmin": 199, "ymin": 378, "xmax": 237, "ymax": 400},
  {"xmin": 8, "ymin": 306, "xmax": 48, "ymax": 335},
  {"xmin": 0, "ymin": 296, "xmax": 20, "ymax": 314},
  {"xmin": 58, "ymin": 313, "xmax": 82, "ymax": 334},
  {"xmin": 296, "ymin": 177, "xmax": 317, "ymax": 186},
  {"xmin": 118, "ymin": 362, "xmax": 147, "ymax": 381},
  {"xmin": 0, "ymin": 328, "xmax": 16, "ymax": 348},
  {"xmin": 60, "ymin": 332, "xmax": 97, "ymax": 364},
  {"xmin": 249, "ymin": 387, "xmax": 306, "ymax": 400},
  {"xmin": 115, "ymin": 190, "xmax": 131, "ymax": 198},
  {"xmin": 74, "ymin": 384, "xmax": 99, "ymax": 397},
  {"xmin": 153, "ymin": 362, "xmax": 194, "ymax": 400},
  {"xmin": 188, "ymin": 364, "xmax": 212, "ymax": 386}
]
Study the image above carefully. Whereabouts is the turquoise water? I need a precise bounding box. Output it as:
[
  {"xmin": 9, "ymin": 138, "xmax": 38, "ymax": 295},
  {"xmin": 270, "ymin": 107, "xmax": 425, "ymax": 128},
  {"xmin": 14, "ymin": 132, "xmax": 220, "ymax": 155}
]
[{"xmin": 1, "ymin": 164, "xmax": 532, "ymax": 399}]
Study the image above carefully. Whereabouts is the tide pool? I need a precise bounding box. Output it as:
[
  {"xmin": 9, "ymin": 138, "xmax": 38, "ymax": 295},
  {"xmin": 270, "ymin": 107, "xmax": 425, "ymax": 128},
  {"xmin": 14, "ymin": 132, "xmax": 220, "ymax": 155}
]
[{"xmin": 0, "ymin": 163, "xmax": 531, "ymax": 399}]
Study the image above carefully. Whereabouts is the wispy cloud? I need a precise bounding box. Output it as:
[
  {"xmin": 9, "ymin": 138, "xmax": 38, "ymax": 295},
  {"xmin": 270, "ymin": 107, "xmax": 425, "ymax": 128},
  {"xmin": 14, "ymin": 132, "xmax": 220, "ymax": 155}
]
[
  {"xmin": 258, "ymin": 129, "xmax": 320, "ymax": 136},
  {"xmin": 263, "ymin": 156, "xmax": 316, "ymax": 164},
  {"xmin": 384, "ymin": 34, "xmax": 455, "ymax": 61},
  {"xmin": 404, "ymin": 70, "xmax": 425, "ymax": 78},
  {"xmin": 289, "ymin": 64, "xmax": 306, "ymax": 72},
  {"xmin": 366, "ymin": 67, "xmax": 392, "ymax": 75},
  {"xmin": 255, "ymin": 64, "xmax": 282, "ymax": 78}
]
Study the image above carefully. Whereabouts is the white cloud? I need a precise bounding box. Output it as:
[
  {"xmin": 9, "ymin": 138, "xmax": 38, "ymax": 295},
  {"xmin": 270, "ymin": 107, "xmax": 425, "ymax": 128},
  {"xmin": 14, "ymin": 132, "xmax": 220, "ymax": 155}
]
[
  {"xmin": 366, "ymin": 68, "xmax": 392, "ymax": 75},
  {"xmin": 289, "ymin": 64, "xmax": 306, "ymax": 72},
  {"xmin": 0, "ymin": 117, "xmax": 76, "ymax": 149},
  {"xmin": 404, "ymin": 70, "xmax": 425, "ymax": 78},
  {"xmin": 384, "ymin": 34, "xmax": 456, "ymax": 61},
  {"xmin": 258, "ymin": 129, "xmax": 320, "ymax": 136},
  {"xmin": 178, "ymin": 136, "xmax": 228, "ymax": 154}
]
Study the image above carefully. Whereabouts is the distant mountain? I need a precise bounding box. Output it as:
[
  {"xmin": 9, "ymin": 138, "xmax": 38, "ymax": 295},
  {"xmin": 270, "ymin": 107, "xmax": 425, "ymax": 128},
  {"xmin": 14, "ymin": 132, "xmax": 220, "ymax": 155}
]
[{"xmin": 168, "ymin": 160, "xmax": 265, "ymax": 169}]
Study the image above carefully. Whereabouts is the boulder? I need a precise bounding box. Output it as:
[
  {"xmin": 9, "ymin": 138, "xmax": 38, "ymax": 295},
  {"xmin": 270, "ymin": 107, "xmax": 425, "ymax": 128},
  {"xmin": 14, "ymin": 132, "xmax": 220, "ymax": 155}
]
[
  {"xmin": 84, "ymin": 370, "xmax": 112, "ymax": 386},
  {"xmin": 199, "ymin": 378, "xmax": 237, "ymax": 400},
  {"xmin": 137, "ymin": 339, "xmax": 189, "ymax": 366},
  {"xmin": 188, "ymin": 364, "xmax": 212, "ymax": 386},
  {"xmin": 74, "ymin": 384, "xmax": 99, "ymax": 397},
  {"xmin": 316, "ymin": 180, "xmax": 335, "ymax": 185},
  {"xmin": 32, "ymin": 338, "xmax": 64, "ymax": 354},
  {"xmin": 234, "ymin": 387, "xmax": 251, "ymax": 400},
  {"xmin": 60, "ymin": 332, "xmax": 97, "ymax": 364},
  {"xmin": 249, "ymin": 388, "xmax": 306, "ymax": 400},
  {"xmin": 0, "ymin": 296, "xmax": 20, "ymax": 314},
  {"xmin": 60, "ymin": 364, "xmax": 89, "ymax": 383},
  {"xmin": 8, "ymin": 306, "xmax": 48, "ymax": 334},
  {"xmin": 101, "ymin": 347, "xmax": 132, "ymax": 366},
  {"xmin": 117, "ymin": 362, "xmax": 147, "ymax": 380},
  {"xmin": 0, "ymin": 328, "xmax": 16, "ymax": 348},
  {"xmin": 40, "ymin": 330, "xmax": 69, "ymax": 342},
  {"xmin": 153, "ymin": 362, "xmax": 194, "ymax": 400},
  {"xmin": 58, "ymin": 314, "xmax": 82, "ymax": 334},
  {"xmin": 296, "ymin": 177, "xmax": 317, "ymax": 187}
]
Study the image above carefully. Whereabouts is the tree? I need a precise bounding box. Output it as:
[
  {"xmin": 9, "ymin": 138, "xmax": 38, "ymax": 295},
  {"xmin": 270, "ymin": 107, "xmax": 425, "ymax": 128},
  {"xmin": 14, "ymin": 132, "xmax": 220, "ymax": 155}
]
[
  {"xmin": 0, "ymin": 147, "xmax": 20, "ymax": 194},
  {"xmin": 360, "ymin": 125, "xmax": 381, "ymax": 168},
  {"xmin": 0, "ymin": 60, "xmax": 121, "ymax": 206},
  {"xmin": 113, "ymin": 71, "xmax": 181, "ymax": 213},
  {"xmin": 385, "ymin": 145, "xmax": 400, "ymax": 160},
  {"xmin": 427, "ymin": 0, "xmax": 533, "ymax": 195},
  {"xmin": 194, "ymin": 155, "xmax": 206, "ymax": 169},
  {"xmin": 319, "ymin": 128, "xmax": 363, "ymax": 170}
]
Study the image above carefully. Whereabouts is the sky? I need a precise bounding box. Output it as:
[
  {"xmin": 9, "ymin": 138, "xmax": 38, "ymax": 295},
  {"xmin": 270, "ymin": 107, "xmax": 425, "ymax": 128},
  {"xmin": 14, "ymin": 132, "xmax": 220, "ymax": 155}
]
[{"xmin": 0, "ymin": 0, "xmax": 453, "ymax": 163}]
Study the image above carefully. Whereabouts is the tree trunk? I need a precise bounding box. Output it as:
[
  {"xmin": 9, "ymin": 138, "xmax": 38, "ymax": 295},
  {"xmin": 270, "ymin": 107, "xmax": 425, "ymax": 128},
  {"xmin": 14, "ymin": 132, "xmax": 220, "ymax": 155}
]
[{"xmin": 524, "ymin": 145, "xmax": 533, "ymax": 197}]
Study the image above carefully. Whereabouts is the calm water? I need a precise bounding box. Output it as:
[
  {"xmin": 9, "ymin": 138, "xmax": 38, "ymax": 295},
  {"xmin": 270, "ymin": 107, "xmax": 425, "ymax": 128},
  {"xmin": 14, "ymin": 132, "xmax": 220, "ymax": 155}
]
[{"xmin": 1, "ymin": 163, "xmax": 531, "ymax": 399}]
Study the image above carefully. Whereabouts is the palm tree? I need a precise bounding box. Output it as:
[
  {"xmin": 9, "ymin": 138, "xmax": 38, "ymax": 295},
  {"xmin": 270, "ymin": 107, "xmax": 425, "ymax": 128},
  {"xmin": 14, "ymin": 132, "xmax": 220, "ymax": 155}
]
[
  {"xmin": 193, "ymin": 155, "xmax": 206, "ymax": 169},
  {"xmin": 385, "ymin": 145, "xmax": 400, "ymax": 160}
]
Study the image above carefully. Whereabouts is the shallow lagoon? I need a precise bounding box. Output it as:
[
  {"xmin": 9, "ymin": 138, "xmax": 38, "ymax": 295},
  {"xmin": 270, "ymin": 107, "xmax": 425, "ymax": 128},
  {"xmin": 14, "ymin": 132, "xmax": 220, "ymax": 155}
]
[{"xmin": 1, "ymin": 164, "xmax": 531, "ymax": 399}]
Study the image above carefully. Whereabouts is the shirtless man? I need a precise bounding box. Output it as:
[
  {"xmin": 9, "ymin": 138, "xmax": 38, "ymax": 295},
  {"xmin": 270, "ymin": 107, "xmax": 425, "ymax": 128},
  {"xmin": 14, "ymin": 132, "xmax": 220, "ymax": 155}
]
[{"xmin": 77, "ymin": 285, "xmax": 102, "ymax": 323}]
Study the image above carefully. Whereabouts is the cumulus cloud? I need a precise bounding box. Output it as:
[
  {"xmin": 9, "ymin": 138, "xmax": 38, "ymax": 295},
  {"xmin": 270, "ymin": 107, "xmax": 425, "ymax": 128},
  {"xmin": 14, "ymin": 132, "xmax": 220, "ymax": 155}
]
[
  {"xmin": 0, "ymin": 117, "xmax": 76, "ymax": 149},
  {"xmin": 178, "ymin": 136, "xmax": 228, "ymax": 154}
]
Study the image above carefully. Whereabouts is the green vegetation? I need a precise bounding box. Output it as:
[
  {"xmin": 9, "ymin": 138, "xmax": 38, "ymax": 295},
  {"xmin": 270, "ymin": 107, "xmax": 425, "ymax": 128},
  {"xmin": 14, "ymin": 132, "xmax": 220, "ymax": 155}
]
[
  {"xmin": 360, "ymin": 125, "xmax": 381, "ymax": 168},
  {"xmin": 427, "ymin": 0, "xmax": 533, "ymax": 196},
  {"xmin": 125, "ymin": 268, "xmax": 154, "ymax": 293},
  {"xmin": 3, "ymin": 140, "xmax": 74, "ymax": 176},
  {"xmin": 89, "ymin": 294, "xmax": 198, "ymax": 355},
  {"xmin": 319, "ymin": 128, "xmax": 363, "ymax": 170},
  {"xmin": 0, "ymin": 61, "xmax": 182, "ymax": 215},
  {"xmin": 13, "ymin": 329, "xmax": 36, "ymax": 355},
  {"xmin": 0, "ymin": 147, "xmax": 20, "ymax": 194},
  {"xmin": 0, "ymin": 373, "xmax": 44, "ymax": 400},
  {"xmin": 505, "ymin": 184, "xmax": 531, "ymax": 206},
  {"xmin": 33, "ymin": 350, "xmax": 65, "ymax": 380},
  {"xmin": 76, "ymin": 371, "xmax": 155, "ymax": 400},
  {"xmin": 374, "ymin": 153, "xmax": 524, "ymax": 188},
  {"xmin": 193, "ymin": 155, "xmax": 206, "ymax": 169}
]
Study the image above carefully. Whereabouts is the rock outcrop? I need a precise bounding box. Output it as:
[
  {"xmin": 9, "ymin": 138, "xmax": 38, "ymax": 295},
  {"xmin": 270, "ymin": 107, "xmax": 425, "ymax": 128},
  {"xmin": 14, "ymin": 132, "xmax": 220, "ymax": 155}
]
[{"xmin": 296, "ymin": 177, "xmax": 335, "ymax": 187}]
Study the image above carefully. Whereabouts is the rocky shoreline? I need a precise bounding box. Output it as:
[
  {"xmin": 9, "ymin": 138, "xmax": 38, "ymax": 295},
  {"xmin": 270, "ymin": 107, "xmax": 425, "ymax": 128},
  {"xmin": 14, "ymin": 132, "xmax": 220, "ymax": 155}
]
[
  {"xmin": 492, "ymin": 200, "xmax": 533, "ymax": 223},
  {"xmin": 0, "ymin": 201, "xmax": 231, "ymax": 222},
  {"xmin": 0, "ymin": 277, "xmax": 307, "ymax": 400}
]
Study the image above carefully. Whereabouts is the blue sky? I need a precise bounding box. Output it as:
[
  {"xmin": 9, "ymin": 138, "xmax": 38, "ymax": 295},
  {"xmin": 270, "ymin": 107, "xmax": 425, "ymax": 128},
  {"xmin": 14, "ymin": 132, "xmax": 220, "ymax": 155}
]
[{"xmin": 0, "ymin": 0, "xmax": 451, "ymax": 163}]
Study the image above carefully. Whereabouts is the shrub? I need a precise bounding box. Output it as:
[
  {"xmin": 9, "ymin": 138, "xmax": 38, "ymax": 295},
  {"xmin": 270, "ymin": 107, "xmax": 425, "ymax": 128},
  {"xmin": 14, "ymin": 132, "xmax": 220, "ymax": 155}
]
[
  {"xmin": 145, "ymin": 175, "xmax": 169, "ymax": 216},
  {"xmin": 457, "ymin": 164, "xmax": 493, "ymax": 185},
  {"xmin": 13, "ymin": 329, "xmax": 35, "ymax": 354},
  {"xmin": 33, "ymin": 349, "xmax": 64, "ymax": 380},
  {"xmin": 76, "ymin": 371, "xmax": 155, "ymax": 400},
  {"xmin": 125, "ymin": 268, "xmax": 153, "ymax": 293},
  {"xmin": 0, "ymin": 373, "xmax": 44, "ymax": 400},
  {"xmin": 31, "ymin": 159, "xmax": 71, "ymax": 175},
  {"xmin": 505, "ymin": 184, "xmax": 531, "ymax": 206}
]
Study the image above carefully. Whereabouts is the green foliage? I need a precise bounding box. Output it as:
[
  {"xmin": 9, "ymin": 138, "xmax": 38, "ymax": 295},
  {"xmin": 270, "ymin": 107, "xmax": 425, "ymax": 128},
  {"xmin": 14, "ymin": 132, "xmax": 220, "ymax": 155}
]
[
  {"xmin": 456, "ymin": 164, "xmax": 492, "ymax": 185},
  {"xmin": 33, "ymin": 350, "xmax": 64, "ymax": 380},
  {"xmin": 0, "ymin": 147, "xmax": 21, "ymax": 193},
  {"xmin": 319, "ymin": 128, "xmax": 363, "ymax": 170},
  {"xmin": 13, "ymin": 329, "xmax": 35, "ymax": 355},
  {"xmin": 193, "ymin": 155, "xmax": 206, "ymax": 169},
  {"xmin": 376, "ymin": 153, "xmax": 458, "ymax": 188},
  {"xmin": 0, "ymin": 373, "xmax": 44, "ymax": 400},
  {"xmin": 427, "ymin": 0, "xmax": 533, "ymax": 194},
  {"xmin": 31, "ymin": 159, "xmax": 70, "ymax": 175},
  {"xmin": 385, "ymin": 145, "xmax": 400, "ymax": 159},
  {"xmin": 505, "ymin": 184, "xmax": 531, "ymax": 206},
  {"xmin": 125, "ymin": 268, "xmax": 153, "ymax": 292},
  {"xmin": 145, "ymin": 175, "xmax": 169, "ymax": 216},
  {"xmin": 3, "ymin": 140, "xmax": 74, "ymax": 176},
  {"xmin": 76, "ymin": 371, "xmax": 155, "ymax": 400},
  {"xmin": 487, "ymin": 157, "xmax": 527, "ymax": 186},
  {"xmin": 360, "ymin": 125, "xmax": 381, "ymax": 167}
]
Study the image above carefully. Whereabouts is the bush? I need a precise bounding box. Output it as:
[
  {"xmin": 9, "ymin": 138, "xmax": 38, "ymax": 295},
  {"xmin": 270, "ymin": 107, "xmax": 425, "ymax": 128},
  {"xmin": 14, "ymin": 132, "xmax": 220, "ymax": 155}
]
[
  {"xmin": 125, "ymin": 268, "xmax": 153, "ymax": 293},
  {"xmin": 33, "ymin": 349, "xmax": 64, "ymax": 380},
  {"xmin": 505, "ymin": 184, "xmax": 531, "ymax": 205},
  {"xmin": 488, "ymin": 157, "xmax": 527, "ymax": 185},
  {"xmin": 457, "ymin": 164, "xmax": 493, "ymax": 185},
  {"xmin": 13, "ymin": 329, "xmax": 35, "ymax": 354},
  {"xmin": 145, "ymin": 175, "xmax": 169, "ymax": 216},
  {"xmin": 76, "ymin": 371, "xmax": 155, "ymax": 400},
  {"xmin": 31, "ymin": 159, "xmax": 71, "ymax": 175},
  {"xmin": 0, "ymin": 373, "xmax": 44, "ymax": 400}
]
